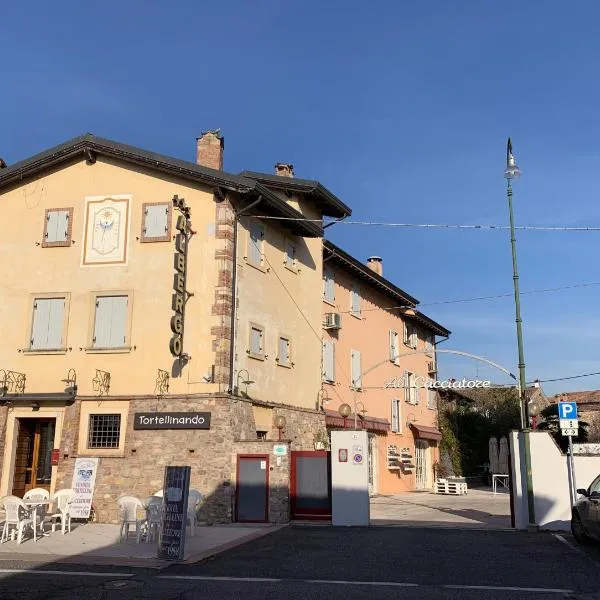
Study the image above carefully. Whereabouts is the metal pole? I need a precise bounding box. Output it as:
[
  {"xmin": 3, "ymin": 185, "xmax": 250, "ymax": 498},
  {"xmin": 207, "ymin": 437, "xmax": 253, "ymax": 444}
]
[
  {"xmin": 568, "ymin": 435, "xmax": 576, "ymax": 508},
  {"xmin": 507, "ymin": 172, "xmax": 536, "ymax": 529}
]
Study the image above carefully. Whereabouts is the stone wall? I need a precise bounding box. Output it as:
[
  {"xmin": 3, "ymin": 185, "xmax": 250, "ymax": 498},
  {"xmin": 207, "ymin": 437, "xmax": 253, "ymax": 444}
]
[{"xmin": 271, "ymin": 404, "xmax": 326, "ymax": 451}]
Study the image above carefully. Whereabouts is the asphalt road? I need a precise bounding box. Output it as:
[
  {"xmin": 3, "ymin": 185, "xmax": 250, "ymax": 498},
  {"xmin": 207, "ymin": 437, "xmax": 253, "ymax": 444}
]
[{"xmin": 0, "ymin": 526, "xmax": 599, "ymax": 599}]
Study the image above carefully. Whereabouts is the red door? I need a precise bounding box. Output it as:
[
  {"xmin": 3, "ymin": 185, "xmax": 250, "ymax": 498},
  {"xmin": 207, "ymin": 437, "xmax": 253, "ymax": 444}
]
[{"xmin": 290, "ymin": 451, "xmax": 331, "ymax": 521}]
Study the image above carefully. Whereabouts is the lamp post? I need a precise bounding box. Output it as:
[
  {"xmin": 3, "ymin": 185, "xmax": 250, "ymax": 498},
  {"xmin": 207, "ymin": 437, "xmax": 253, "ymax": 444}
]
[
  {"xmin": 339, "ymin": 403, "xmax": 351, "ymax": 430},
  {"xmin": 504, "ymin": 137, "xmax": 536, "ymax": 528}
]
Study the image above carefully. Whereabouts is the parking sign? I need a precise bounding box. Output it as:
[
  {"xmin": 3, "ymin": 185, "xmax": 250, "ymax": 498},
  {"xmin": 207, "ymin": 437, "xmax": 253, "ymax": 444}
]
[{"xmin": 558, "ymin": 402, "xmax": 578, "ymax": 420}]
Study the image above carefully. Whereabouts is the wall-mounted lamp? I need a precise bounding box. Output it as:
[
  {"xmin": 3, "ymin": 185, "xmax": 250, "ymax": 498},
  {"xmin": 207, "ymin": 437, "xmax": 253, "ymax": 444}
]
[
  {"xmin": 61, "ymin": 368, "xmax": 77, "ymax": 396},
  {"xmin": 274, "ymin": 415, "xmax": 287, "ymax": 440},
  {"xmin": 339, "ymin": 403, "xmax": 352, "ymax": 429},
  {"xmin": 236, "ymin": 369, "xmax": 254, "ymax": 396}
]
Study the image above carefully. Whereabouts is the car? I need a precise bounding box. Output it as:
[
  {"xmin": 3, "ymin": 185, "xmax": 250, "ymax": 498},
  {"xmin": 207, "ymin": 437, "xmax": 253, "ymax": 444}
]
[{"xmin": 571, "ymin": 474, "xmax": 600, "ymax": 543}]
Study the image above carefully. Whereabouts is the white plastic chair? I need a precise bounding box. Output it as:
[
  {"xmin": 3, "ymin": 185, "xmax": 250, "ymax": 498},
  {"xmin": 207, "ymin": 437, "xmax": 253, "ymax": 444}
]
[
  {"xmin": 143, "ymin": 496, "xmax": 163, "ymax": 543},
  {"xmin": 187, "ymin": 490, "xmax": 203, "ymax": 536},
  {"xmin": 117, "ymin": 496, "xmax": 146, "ymax": 543},
  {"xmin": 46, "ymin": 489, "xmax": 74, "ymax": 535},
  {"xmin": 0, "ymin": 496, "xmax": 35, "ymax": 544},
  {"xmin": 153, "ymin": 489, "xmax": 163, "ymax": 497},
  {"xmin": 23, "ymin": 488, "xmax": 50, "ymax": 537}
]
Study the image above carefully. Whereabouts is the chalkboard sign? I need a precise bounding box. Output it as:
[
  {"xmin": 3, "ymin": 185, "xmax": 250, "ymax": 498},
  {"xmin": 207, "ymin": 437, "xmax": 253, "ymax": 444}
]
[{"xmin": 157, "ymin": 466, "xmax": 191, "ymax": 560}]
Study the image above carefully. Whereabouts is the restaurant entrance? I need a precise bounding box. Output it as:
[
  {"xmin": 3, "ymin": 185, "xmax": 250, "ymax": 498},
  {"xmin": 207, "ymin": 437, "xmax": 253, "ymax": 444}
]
[{"xmin": 11, "ymin": 418, "xmax": 55, "ymax": 497}]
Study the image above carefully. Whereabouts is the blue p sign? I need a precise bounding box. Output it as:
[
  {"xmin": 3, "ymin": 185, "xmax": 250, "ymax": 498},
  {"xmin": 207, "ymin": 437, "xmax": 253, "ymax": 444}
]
[{"xmin": 558, "ymin": 402, "xmax": 578, "ymax": 420}]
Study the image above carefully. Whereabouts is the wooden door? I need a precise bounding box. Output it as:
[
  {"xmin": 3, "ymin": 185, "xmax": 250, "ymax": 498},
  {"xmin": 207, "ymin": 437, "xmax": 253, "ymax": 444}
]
[{"xmin": 11, "ymin": 419, "xmax": 55, "ymax": 497}]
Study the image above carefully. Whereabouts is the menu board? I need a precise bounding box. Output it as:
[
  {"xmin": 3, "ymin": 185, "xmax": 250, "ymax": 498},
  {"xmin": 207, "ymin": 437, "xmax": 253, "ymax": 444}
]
[
  {"xmin": 70, "ymin": 457, "xmax": 99, "ymax": 519},
  {"xmin": 157, "ymin": 466, "xmax": 191, "ymax": 560}
]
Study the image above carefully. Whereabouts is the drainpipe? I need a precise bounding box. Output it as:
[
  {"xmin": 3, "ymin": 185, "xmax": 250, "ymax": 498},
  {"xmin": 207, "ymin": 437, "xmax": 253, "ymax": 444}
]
[{"xmin": 228, "ymin": 195, "xmax": 263, "ymax": 394}]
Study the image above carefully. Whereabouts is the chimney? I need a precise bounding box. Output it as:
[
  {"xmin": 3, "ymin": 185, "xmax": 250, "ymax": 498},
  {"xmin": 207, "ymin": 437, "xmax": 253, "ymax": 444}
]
[
  {"xmin": 196, "ymin": 129, "xmax": 224, "ymax": 170},
  {"xmin": 274, "ymin": 163, "xmax": 294, "ymax": 177},
  {"xmin": 367, "ymin": 256, "xmax": 383, "ymax": 276},
  {"xmin": 0, "ymin": 158, "xmax": 6, "ymax": 169}
]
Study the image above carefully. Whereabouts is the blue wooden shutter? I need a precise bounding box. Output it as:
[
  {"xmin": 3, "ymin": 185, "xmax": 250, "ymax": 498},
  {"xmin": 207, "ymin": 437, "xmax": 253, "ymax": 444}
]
[
  {"xmin": 31, "ymin": 299, "xmax": 51, "ymax": 349},
  {"xmin": 46, "ymin": 210, "xmax": 68, "ymax": 242},
  {"xmin": 93, "ymin": 297, "xmax": 112, "ymax": 347},
  {"xmin": 351, "ymin": 349, "xmax": 361, "ymax": 389},
  {"xmin": 108, "ymin": 296, "xmax": 128, "ymax": 347},
  {"xmin": 391, "ymin": 399, "xmax": 400, "ymax": 433},
  {"xmin": 404, "ymin": 371, "xmax": 410, "ymax": 403},
  {"xmin": 144, "ymin": 204, "xmax": 168, "ymax": 238},
  {"xmin": 323, "ymin": 340, "xmax": 335, "ymax": 382},
  {"xmin": 46, "ymin": 298, "xmax": 65, "ymax": 348},
  {"xmin": 248, "ymin": 222, "xmax": 263, "ymax": 264},
  {"xmin": 389, "ymin": 330, "xmax": 398, "ymax": 361},
  {"xmin": 279, "ymin": 337, "xmax": 289, "ymax": 363}
]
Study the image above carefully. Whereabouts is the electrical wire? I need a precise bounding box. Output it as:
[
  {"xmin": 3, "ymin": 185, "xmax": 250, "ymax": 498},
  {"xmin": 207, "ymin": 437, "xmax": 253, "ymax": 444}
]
[{"xmin": 253, "ymin": 215, "xmax": 600, "ymax": 231}]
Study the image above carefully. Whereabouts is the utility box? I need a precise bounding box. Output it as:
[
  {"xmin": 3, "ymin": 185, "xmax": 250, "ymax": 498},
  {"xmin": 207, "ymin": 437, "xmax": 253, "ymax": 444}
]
[{"xmin": 330, "ymin": 430, "xmax": 370, "ymax": 526}]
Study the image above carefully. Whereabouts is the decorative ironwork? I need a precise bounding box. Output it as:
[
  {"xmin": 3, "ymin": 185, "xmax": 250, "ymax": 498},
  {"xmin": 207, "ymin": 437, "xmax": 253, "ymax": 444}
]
[
  {"xmin": 155, "ymin": 369, "xmax": 170, "ymax": 396},
  {"xmin": 0, "ymin": 370, "xmax": 26, "ymax": 395},
  {"xmin": 61, "ymin": 368, "xmax": 78, "ymax": 396},
  {"xmin": 92, "ymin": 369, "xmax": 111, "ymax": 396}
]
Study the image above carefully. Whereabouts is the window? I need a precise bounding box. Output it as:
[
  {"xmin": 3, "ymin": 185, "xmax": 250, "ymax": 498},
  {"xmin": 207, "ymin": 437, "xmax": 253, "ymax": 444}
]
[
  {"xmin": 323, "ymin": 268, "xmax": 335, "ymax": 303},
  {"xmin": 389, "ymin": 330, "xmax": 400, "ymax": 364},
  {"xmin": 427, "ymin": 387, "xmax": 437, "ymax": 410},
  {"xmin": 248, "ymin": 323, "xmax": 265, "ymax": 359},
  {"xmin": 29, "ymin": 297, "xmax": 66, "ymax": 350},
  {"xmin": 351, "ymin": 349, "xmax": 362, "ymax": 390},
  {"xmin": 405, "ymin": 371, "xmax": 419, "ymax": 404},
  {"xmin": 247, "ymin": 221, "xmax": 265, "ymax": 267},
  {"xmin": 391, "ymin": 399, "xmax": 401, "ymax": 433},
  {"xmin": 78, "ymin": 400, "xmax": 129, "ymax": 456},
  {"xmin": 350, "ymin": 285, "xmax": 361, "ymax": 317},
  {"xmin": 277, "ymin": 335, "xmax": 291, "ymax": 367},
  {"xmin": 42, "ymin": 208, "xmax": 73, "ymax": 247},
  {"xmin": 92, "ymin": 294, "xmax": 130, "ymax": 349},
  {"xmin": 425, "ymin": 334, "xmax": 434, "ymax": 355},
  {"xmin": 284, "ymin": 239, "xmax": 297, "ymax": 271},
  {"xmin": 322, "ymin": 340, "xmax": 335, "ymax": 382},
  {"xmin": 256, "ymin": 431, "xmax": 268, "ymax": 441},
  {"xmin": 404, "ymin": 323, "xmax": 417, "ymax": 349},
  {"xmin": 141, "ymin": 202, "xmax": 170, "ymax": 242},
  {"xmin": 88, "ymin": 414, "xmax": 121, "ymax": 449}
]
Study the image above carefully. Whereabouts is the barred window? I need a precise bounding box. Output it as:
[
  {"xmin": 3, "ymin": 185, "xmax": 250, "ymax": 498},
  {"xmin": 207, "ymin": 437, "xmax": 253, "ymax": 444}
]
[{"xmin": 88, "ymin": 414, "xmax": 121, "ymax": 449}]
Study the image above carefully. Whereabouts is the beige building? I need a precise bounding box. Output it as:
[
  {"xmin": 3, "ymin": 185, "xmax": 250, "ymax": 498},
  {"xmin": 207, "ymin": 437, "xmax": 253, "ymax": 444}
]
[
  {"xmin": 0, "ymin": 132, "xmax": 349, "ymax": 523},
  {"xmin": 321, "ymin": 242, "xmax": 450, "ymax": 494}
]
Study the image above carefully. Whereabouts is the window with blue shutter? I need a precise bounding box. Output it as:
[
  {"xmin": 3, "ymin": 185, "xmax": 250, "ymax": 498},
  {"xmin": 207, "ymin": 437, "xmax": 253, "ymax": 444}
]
[
  {"xmin": 278, "ymin": 336, "xmax": 291, "ymax": 365},
  {"xmin": 351, "ymin": 349, "xmax": 362, "ymax": 389},
  {"xmin": 323, "ymin": 269, "xmax": 335, "ymax": 303},
  {"xmin": 248, "ymin": 221, "xmax": 264, "ymax": 266},
  {"xmin": 350, "ymin": 286, "xmax": 361, "ymax": 317},
  {"xmin": 249, "ymin": 324, "xmax": 264, "ymax": 357},
  {"xmin": 43, "ymin": 209, "xmax": 71, "ymax": 246},
  {"xmin": 322, "ymin": 340, "xmax": 335, "ymax": 382},
  {"xmin": 142, "ymin": 203, "xmax": 169, "ymax": 241},
  {"xmin": 31, "ymin": 297, "xmax": 65, "ymax": 350},
  {"xmin": 391, "ymin": 399, "xmax": 401, "ymax": 433},
  {"xmin": 93, "ymin": 295, "xmax": 128, "ymax": 348},
  {"xmin": 389, "ymin": 330, "xmax": 399, "ymax": 363}
]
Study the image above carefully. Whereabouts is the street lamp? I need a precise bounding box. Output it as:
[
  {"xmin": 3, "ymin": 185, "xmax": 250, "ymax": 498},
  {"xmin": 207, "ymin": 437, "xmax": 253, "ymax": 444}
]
[
  {"xmin": 504, "ymin": 137, "xmax": 536, "ymax": 528},
  {"xmin": 339, "ymin": 403, "xmax": 351, "ymax": 430}
]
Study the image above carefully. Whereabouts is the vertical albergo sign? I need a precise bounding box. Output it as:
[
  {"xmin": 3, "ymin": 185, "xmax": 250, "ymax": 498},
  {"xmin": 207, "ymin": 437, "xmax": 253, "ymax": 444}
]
[{"xmin": 170, "ymin": 195, "xmax": 191, "ymax": 357}]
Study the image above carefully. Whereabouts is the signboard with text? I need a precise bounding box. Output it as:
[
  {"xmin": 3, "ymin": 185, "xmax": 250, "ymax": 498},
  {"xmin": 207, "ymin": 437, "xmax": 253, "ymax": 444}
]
[
  {"xmin": 158, "ymin": 466, "xmax": 191, "ymax": 561},
  {"xmin": 134, "ymin": 412, "xmax": 211, "ymax": 430},
  {"xmin": 70, "ymin": 457, "xmax": 99, "ymax": 519}
]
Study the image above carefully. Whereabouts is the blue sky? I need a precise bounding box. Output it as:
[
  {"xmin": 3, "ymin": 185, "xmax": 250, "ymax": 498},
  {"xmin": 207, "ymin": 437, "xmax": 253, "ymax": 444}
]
[{"xmin": 3, "ymin": 0, "xmax": 600, "ymax": 395}]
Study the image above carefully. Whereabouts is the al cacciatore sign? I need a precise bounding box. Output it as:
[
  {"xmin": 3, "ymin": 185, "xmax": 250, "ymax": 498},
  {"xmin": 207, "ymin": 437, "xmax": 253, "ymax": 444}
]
[{"xmin": 385, "ymin": 376, "xmax": 492, "ymax": 390}]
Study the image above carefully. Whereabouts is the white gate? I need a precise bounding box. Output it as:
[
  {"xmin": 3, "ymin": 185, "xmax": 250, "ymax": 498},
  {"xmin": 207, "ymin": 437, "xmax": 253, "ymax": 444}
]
[{"xmin": 415, "ymin": 441, "xmax": 429, "ymax": 489}]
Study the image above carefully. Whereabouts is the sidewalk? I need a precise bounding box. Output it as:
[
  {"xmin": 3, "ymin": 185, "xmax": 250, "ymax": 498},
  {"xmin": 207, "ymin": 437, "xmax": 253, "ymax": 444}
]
[
  {"xmin": 370, "ymin": 487, "xmax": 512, "ymax": 528},
  {"xmin": 0, "ymin": 522, "xmax": 285, "ymax": 568}
]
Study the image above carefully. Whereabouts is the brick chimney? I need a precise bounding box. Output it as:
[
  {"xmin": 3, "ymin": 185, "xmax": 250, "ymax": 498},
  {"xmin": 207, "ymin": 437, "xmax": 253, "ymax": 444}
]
[
  {"xmin": 367, "ymin": 256, "xmax": 383, "ymax": 276},
  {"xmin": 196, "ymin": 130, "xmax": 224, "ymax": 170},
  {"xmin": 274, "ymin": 163, "xmax": 294, "ymax": 177}
]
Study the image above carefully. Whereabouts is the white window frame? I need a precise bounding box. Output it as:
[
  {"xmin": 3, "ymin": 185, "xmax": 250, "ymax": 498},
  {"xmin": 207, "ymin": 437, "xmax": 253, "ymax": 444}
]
[
  {"xmin": 391, "ymin": 398, "xmax": 401, "ymax": 433},
  {"xmin": 389, "ymin": 330, "xmax": 400, "ymax": 364},
  {"xmin": 322, "ymin": 340, "xmax": 335, "ymax": 383},
  {"xmin": 323, "ymin": 268, "xmax": 335, "ymax": 304},
  {"xmin": 350, "ymin": 285, "xmax": 361, "ymax": 318},
  {"xmin": 248, "ymin": 323, "xmax": 265, "ymax": 360}
]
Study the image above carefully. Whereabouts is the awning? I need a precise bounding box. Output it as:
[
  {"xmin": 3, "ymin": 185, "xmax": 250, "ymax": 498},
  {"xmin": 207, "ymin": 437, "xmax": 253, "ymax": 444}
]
[
  {"xmin": 325, "ymin": 410, "xmax": 390, "ymax": 433},
  {"xmin": 410, "ymin": 423, "xmax": 442, "ymax": 441}
]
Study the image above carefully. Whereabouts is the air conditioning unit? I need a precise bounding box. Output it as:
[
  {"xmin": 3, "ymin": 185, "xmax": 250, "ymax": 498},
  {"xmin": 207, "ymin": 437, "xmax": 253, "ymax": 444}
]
[
  {"xmin": 427, "ymin": 361, "xmax": 436, "ymax": 374},
  {"xmin": 324, "ymin": 312, "xmax": 342, "ymax": 330}
]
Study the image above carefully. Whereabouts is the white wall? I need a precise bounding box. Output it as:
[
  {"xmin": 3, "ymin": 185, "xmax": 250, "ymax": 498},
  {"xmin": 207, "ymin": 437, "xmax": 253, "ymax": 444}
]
[{"xmin": 510, "ymin": 431, "xmax": 600, "ymax": 531}]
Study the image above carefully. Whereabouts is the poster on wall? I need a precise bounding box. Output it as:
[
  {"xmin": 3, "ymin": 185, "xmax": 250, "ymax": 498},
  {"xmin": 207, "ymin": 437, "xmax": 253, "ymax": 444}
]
[{"xmin": 70, "ymin": 457, "xmax": 99, "ymax": 519}]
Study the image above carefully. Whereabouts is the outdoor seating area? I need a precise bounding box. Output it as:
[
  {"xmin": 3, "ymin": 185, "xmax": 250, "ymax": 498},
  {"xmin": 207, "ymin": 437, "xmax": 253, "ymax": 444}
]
[
  {"xmin": 118, "ymin": 489, "xmax": 203, "ymax": 544},
  {"xmin": 0, "ymin": 488, "xmax": 74, "ymax": 544}
]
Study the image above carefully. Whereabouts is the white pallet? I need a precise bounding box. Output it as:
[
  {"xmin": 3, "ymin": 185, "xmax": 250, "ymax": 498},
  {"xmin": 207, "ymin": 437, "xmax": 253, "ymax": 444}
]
[{"xmin": 435, "ymin": 479, "xmax": 468, "ymax": 495}]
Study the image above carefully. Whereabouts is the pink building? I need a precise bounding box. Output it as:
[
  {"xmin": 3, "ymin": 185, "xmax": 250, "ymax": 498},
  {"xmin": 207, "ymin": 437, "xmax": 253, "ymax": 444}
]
[{"xmin": 322, "ymin": 241, "xmax": 450, "ymax": 494}]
